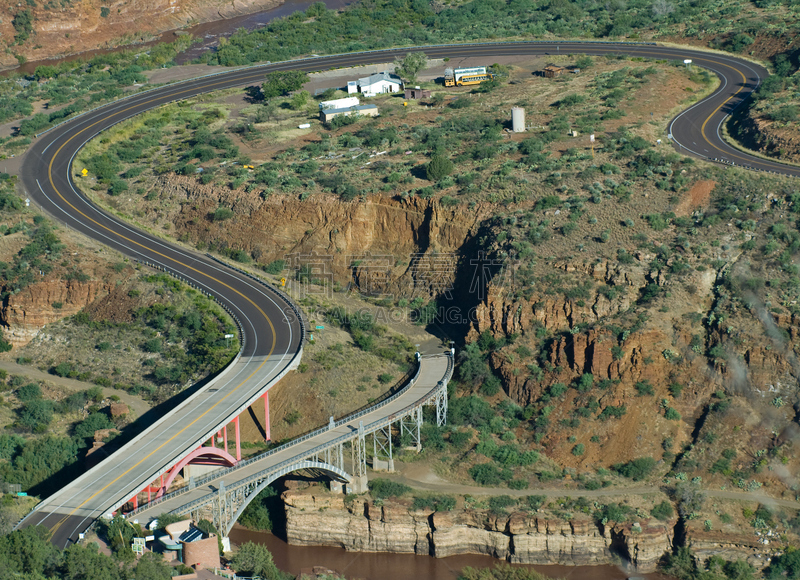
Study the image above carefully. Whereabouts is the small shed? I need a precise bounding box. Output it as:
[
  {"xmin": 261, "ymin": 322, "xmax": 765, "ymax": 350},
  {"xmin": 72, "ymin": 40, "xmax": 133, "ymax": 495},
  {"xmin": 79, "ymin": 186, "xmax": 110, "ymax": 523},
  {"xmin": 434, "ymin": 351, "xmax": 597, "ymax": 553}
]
[
  {"xmin": 543, "ymin": 65, "xmax": 566, "ymax": 78},
  {"xmin": 347, "ymin": 81, "xmax": 358, "ymax": 94},
  {"xmin": 404, "ymin": 87, "xmax": 432, "ymax": 100},
  {"xmin": 321, "ymin": 104, "xmax": 379, "ymax": 123},
  {"xmin": 358, "ymin": 71, "xmax": 403, "ymax": 97}
]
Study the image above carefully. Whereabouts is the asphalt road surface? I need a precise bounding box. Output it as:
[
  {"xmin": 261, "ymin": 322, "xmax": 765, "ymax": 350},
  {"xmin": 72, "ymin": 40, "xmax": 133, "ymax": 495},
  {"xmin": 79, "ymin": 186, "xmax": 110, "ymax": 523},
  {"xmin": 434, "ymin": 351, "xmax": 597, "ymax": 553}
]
[{"xmin": 15, "ymin": 41, "xmax": 796, "ymax": 548}]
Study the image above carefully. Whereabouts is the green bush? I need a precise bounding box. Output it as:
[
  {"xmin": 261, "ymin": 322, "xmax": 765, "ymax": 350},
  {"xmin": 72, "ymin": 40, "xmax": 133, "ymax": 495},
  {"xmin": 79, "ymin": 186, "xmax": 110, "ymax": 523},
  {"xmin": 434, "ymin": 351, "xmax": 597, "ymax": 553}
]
[
  {"xmin": 526, "ymin": 495, "xmax": 547, "ymax": 510},
  {"xmin": 369, "ymin": 478, "xmax": 411, "ymax": 499},
  {"xmin": 52, "ymin": 362, "xmax": 73, "ymax": 378},
  {"xmin": 634, "ymin": 380, "xmax": 654, "ymax": 396},
  {"xmin": 469, "ymin": 463, "xmax": 503, "ymax": 485},
  {"xmin": 16, "ymin": 383, "xmax": 42, "ymax": 402},
  {"xmin": 426, "ymin": 154, "xmax": 454, "ymax": 181},
  {"xmin": 262, "ymin": 259, "xmax": 285, "ymax": 274},
  {"xmin": 613, "ymin": 457, "xmax": 657, "ymax": 481},
  {"xmin": 651, "ymin": 500, "xmax": 674, "ymax": 521},
  {"xmin": 488, "ymin": 495, "xmax": 516, "ymax": 513},
  {"xmin": 212, "ymin": 207, "xmax": 234, "ymax": 221}
]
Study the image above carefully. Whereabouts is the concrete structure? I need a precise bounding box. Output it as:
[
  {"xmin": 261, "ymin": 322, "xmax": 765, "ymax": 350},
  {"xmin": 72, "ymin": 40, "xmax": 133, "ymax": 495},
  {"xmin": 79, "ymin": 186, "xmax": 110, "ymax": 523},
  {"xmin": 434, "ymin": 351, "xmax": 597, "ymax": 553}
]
[
  {"xmin": 358, "ymin": 71, "xmax": 403, "ymax": 97},
  {"xmin": 512, "ymin": 107, "xmax": 525, "ymax": 132},
  {"xmin": 347, "ymin": 81, "xmax": 358, "ymax": 94},
  {"xmin": 127, "ymin": 354, "xmax": 453, "ymax": 538},
  {"xmin": 182, "ymin": 533, "xmax": 221, "ymax": 570},
  {"xmin": 319, "ymin": 96, "xmax": 359, "ymax": 111},
  {"xmin": 404, "ymin": 87, "xmax": 431, "ymax": 100},
  {"xmin": 320, "ymin": 104, "xmax": 378, "ymax": 123}
]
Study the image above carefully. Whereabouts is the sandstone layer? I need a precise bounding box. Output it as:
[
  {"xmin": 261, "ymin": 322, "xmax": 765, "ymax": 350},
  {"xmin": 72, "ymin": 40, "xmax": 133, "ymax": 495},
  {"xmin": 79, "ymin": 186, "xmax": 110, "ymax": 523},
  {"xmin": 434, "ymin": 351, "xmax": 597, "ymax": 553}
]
[
  {"xmin": 283, "ymin": 489, "xmax": 675, "ymax": 573},
  {"xmin": 1, "ymin": 278, "xmax": 114, "ymax": 345}
]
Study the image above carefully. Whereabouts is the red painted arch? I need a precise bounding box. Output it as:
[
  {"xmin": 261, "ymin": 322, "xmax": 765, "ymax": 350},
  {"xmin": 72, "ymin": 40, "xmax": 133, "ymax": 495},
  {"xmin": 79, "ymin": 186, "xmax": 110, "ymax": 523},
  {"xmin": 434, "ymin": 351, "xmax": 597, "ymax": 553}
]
[{"xmin": 156, "ymin": 446, "xmax": 237, "ymax": 498}]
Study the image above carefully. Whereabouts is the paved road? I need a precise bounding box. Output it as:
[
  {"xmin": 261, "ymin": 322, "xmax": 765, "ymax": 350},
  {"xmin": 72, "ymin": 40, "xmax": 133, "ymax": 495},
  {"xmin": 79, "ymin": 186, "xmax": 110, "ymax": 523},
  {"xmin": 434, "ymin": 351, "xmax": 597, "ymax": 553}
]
[
  {"xmin": 128, "ymin": 354, "xmax": 452, "ymax": 529},
  {"xmin": 15, "ymin": 41, "xmax": 795, "ymax": 549}
]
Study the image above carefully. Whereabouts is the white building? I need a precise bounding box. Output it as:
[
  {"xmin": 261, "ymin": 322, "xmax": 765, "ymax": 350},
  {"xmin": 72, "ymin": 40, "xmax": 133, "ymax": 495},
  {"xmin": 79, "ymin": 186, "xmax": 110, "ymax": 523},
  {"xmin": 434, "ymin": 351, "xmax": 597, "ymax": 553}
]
[
  {"xmin": 358, "ymin": 71, "xmax": 403, "ymax": 98},
  {"xmin": 347, "ymin": 81, "xmax": 359, "ymax": 94},
  {"xmin": 319, "ymin": 96, "xmax": 360, "ymax": 111}
]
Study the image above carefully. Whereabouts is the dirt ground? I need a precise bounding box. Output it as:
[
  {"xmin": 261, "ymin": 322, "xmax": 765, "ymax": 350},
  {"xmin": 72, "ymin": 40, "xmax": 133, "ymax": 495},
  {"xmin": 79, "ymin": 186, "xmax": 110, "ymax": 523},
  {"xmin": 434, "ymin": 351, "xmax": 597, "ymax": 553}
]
[{"xmin": 0, "ymin": 360, "xmax": 150, "ymax": 417}]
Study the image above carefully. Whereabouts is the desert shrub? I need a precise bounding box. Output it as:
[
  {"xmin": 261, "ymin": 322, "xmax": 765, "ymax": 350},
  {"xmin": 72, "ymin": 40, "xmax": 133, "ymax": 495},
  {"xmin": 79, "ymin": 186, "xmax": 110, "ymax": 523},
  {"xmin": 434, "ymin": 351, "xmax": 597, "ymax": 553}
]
[
  {"xmin": 651, "ymin": 500, "xmax": 674, "ymax": 520},
  {"xmin": 369, "ymin": 478, "xmax": 411, "ymax": 499},
  {"xmin": 469, "ymin": 463, "xmax": 503, "ymax": 485},
  {"xmin": 613, "ymin": 457, "xmax": 657, "ymax": 481}
]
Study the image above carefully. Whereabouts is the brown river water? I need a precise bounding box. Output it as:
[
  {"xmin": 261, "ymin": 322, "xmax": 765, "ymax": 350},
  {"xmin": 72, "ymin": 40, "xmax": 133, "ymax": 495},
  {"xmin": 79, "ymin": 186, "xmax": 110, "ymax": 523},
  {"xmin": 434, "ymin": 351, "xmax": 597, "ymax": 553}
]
[{"xmin": 229, "ymin": 525, "xmax": 673, "ymax": 580}]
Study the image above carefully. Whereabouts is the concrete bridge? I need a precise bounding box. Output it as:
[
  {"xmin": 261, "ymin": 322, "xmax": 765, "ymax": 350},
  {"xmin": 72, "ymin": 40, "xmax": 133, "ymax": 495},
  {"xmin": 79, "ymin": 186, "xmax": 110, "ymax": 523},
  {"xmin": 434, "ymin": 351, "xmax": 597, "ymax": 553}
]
[{"xmin": 125, "ymin": 353, "xmax": 453, "ymax": 537}]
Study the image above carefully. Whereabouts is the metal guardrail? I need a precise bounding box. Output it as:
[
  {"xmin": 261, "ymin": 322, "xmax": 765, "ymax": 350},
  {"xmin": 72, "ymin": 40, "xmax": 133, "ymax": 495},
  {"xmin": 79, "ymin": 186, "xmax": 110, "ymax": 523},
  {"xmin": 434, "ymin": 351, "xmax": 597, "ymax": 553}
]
[
  {"xmin": 126, "ymin": 353, "xmax": 451, "ymax": 518},
  {"xmin": 203, "ymin": 254, "xmax": 307, "ymax": 345}
]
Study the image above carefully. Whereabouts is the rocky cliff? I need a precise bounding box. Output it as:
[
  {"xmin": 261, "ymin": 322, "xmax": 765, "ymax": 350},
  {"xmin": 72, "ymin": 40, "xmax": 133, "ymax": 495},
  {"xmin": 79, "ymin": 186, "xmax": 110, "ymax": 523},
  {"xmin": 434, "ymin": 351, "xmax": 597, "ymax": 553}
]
[
  {"xmin": 153, "ymin": 175, "xmax": 491, "ymax": 299},
  {"xmin": 282, "ymin": 489, "xmax": 675, "ymax": 573},
  {"xmin": 727, "ymin": 103, "xmax": 800, "ymax": 163},
  {"xmin": 0, "ymin": 0, "xmax": 283, "ymax": 67},
  {"xmin": 1, "ymin": 277, "xmax": 113, "ymax": 345}
]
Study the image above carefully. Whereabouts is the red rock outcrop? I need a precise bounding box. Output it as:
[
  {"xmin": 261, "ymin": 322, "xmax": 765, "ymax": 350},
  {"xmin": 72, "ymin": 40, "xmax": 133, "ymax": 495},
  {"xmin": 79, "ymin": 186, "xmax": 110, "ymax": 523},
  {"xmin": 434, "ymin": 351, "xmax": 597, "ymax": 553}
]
[
  {"xmin": 1, "ymin": 278, "xmax": 113, "ymax": 345},
  {"xmin": 0, "ymin": 0, "xmax": 284, "ymax": 67}
]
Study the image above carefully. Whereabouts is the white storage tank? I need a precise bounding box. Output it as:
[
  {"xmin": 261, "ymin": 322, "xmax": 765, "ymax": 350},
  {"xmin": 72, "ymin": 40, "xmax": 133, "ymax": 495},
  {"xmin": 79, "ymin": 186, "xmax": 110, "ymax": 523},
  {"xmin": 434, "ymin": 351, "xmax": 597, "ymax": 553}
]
[{"xmin": 512, "ymin": 107, "xmax": 525, "ymax": 132}]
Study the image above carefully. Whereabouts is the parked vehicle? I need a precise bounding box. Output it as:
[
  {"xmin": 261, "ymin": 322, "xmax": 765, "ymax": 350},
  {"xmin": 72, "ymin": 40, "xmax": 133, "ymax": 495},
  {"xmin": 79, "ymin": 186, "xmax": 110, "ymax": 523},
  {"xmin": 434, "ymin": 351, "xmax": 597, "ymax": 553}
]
[{"xmin": 444, "ymin": 66, "xmax": 495, "ymax": 87}]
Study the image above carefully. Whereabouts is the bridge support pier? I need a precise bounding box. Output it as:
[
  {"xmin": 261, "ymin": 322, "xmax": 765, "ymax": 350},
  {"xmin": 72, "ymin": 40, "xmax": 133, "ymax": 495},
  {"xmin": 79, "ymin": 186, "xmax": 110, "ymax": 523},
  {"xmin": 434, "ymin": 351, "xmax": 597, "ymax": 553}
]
[
  {"xmin": 435, "ymin": 382, "xmax": 448, "ymax": 427},
  {"xmin": 400, "ymin": 407, "xmax": 422, "ymax": 452},
  {"xmin": 372, "ymin": 425, "xmax": 394, "ymax": 472},
  {"xmin": 234, "ymin": 416, "xmax": 241, "ymax": 461},
  {"xmin": 262, "ymin": 392, "xmax": 271, "ymax": 442},
  {"xmin": 348, "ymin": 421, "xmax": 369, "ymax": 494}
]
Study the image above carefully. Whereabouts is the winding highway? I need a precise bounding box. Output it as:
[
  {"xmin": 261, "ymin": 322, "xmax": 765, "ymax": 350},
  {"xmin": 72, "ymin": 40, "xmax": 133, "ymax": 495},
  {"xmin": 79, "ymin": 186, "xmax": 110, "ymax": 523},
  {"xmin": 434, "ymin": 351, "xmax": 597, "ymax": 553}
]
[{"xmin": 14, "ymin": 41, "xmax": 797, "ymax": 548}]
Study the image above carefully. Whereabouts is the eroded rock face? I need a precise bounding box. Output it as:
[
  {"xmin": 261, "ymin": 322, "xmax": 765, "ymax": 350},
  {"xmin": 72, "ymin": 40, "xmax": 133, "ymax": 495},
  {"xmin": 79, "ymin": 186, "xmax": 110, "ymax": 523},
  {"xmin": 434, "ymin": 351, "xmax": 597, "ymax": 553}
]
[
  {"xmin": 283, "ymin": 489, "xmax": 674, "ymax": 573},
  {"xmin": 0, "ymin": 0, "xmax": 284, "ymax": 67},
  {"xmin": 1, "ymin": 278, "xmax": 112, "ymax": 346},
  {"xmin": 163, "ymin": 176, "xmax": 489, "ymax": 298}
]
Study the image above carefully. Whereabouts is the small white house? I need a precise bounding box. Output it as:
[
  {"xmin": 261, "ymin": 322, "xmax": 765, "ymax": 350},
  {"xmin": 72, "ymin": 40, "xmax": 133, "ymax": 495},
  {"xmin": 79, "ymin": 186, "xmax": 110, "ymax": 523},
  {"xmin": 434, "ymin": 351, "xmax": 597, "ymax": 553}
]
[
  {"xmin": 347, "ymin": 81, "xmax": 358, "ymax": 94},
  {"xmin": 358, "ymin": 71, "xmax": 403, "ymax": 98}
]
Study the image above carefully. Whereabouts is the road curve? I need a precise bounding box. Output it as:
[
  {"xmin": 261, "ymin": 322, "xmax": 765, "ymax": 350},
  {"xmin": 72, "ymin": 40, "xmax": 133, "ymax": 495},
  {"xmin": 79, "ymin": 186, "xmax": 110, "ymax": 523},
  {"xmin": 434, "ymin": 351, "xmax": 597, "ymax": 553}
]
[{"xmin": 14, "ymin": 41, "xmax": 795, "ymax": 548}]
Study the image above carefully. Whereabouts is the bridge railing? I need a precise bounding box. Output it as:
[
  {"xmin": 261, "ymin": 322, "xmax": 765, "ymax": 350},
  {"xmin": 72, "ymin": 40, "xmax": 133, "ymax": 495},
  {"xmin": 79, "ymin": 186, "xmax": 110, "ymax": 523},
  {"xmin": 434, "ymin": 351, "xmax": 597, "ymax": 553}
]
[
  {"xmin": 125, "ymin": 353, "xmax": 450, "ymax": 518},
  {"xmin": 170, "ymin": 354, "xmax": 454, "ymax": 515},
  {"xmin": 102, "ymin": 255, "xmax": 307, "ymax": 516}
]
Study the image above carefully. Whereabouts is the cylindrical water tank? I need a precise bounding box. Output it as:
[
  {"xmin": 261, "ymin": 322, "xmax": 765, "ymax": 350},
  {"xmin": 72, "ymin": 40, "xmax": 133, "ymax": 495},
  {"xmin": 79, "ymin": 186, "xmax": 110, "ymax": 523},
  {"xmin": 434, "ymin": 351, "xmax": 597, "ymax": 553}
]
[{"xmin": 512, "ymin": 107, "xmax": 525, "ymax": 132}]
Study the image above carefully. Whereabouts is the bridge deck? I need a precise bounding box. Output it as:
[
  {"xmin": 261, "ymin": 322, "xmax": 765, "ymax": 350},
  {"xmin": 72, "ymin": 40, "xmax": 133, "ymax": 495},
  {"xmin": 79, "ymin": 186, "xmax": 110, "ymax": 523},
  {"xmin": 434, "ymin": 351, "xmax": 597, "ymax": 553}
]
[{"xmin": 128, "ymin": 354, "xmax": 451, "ymax": 525}]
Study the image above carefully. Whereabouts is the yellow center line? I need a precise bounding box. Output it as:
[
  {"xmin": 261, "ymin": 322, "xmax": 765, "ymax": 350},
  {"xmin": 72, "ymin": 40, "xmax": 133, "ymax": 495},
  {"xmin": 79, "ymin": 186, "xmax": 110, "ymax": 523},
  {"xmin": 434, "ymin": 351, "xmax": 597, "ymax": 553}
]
[{"xmin": 42, "ymin": 76, "xmax": 293, "ymax": 532}]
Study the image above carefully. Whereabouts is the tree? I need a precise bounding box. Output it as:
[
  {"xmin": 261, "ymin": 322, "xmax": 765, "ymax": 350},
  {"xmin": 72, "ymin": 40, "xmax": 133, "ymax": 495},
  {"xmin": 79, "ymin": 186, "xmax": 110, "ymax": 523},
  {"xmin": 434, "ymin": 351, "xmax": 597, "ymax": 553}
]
[
  {"xmin": 133, "ymin": 552, "xmax": 172, "ymax": 580},
  {"xmin": 0, "ymin": 525, "xmax": 60, "ymax": 577},
  {"xmin": 457, "ymin": 343, "xmax": 490, "ymax": 386},
  {"xmin": 261, "ymin": 70, "xmax": 309, "ymax": 100},
  {"xmin": 0, "ymin": 328, "xmax": 12, "ymax": 353},
  {"xmin": 613, "ymin": 457, "xmax": 656, "ymax": 480},
  {"xmin": 426, "ymin": 154, "xmax": 454, "ymax": 181},
  {"xmin": 18, "ymin": 399, "xmax": 54, "ymax": 431},
  {"xmin": 289, "ymin": 90, "xmax": 310, "ymax": 110},
  {"xmin": 231, "ymin": 542, "xmax": 282, "ymax": 578},
  {"xmin": 74, "ymin": 412, "xmax": 114, "ymax": 440},
  {"xmin": 61, "ymin": 543, "xmax": 126, "ymax": 580},
  {"xmin": 395, "ymin": 52, "xmax": 428, "ymax": 82}
]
